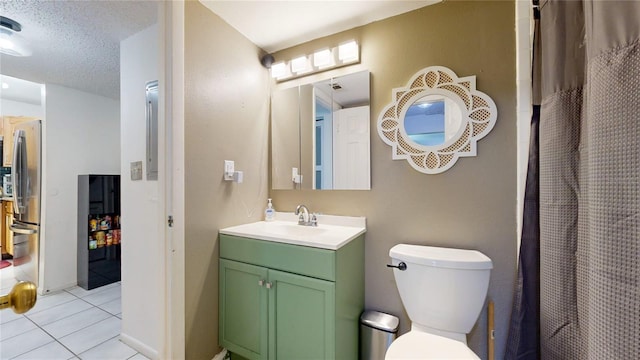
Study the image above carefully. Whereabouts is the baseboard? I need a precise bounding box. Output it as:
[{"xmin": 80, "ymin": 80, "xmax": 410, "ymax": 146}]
[
  {"xmin": 39, "ymin": 281, "xmax": 78, "ymax": 295},
  {"xmin": 120, "ymin": 332, "xmax": 159, "ymax": 360}
]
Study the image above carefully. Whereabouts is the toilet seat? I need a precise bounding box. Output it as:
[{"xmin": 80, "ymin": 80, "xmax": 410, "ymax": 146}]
[{"xmin": 385, "ymin": 331, "xmax": 480, "ymax": 360}]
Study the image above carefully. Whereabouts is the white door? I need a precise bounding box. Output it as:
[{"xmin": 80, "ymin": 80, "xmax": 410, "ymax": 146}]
[
  {"xmin": 332, "ymin": 106, "xmax": 370, "ymax": 189},
  {"xmin": 314, "ymin": 104, "xmax": 334, "ymax": 189}
]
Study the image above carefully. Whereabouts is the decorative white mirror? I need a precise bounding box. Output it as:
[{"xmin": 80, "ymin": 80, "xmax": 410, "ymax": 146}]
[{"xmin": 377, "ymin": 66, "xmax": 497, "ymax": 174}]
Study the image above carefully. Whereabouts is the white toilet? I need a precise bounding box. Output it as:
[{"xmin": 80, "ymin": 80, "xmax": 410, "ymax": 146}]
[{"xmin": 385, "ymin": 244, "xmax": 493, "ymax": 359}]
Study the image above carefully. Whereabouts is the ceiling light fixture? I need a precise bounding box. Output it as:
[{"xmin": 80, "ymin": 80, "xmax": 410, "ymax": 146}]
[
  {"xmin": 2, "ymin": 82, "xmax": 8, "ymax": 89},
  {"xmin": 0, "ymin": 16, "xmax": 32, "ymax": 57},
  {"xmin": 270, "ymin": 40, "xmax": 360, "ymax": 82}
]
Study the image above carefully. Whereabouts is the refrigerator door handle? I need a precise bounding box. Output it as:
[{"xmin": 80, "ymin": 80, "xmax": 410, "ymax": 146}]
[
  {"xmin": 10, "ymin": 223, "xmax": 37, "ymax": 235},
  {"xmin": 12, "ymin": 130, "xmax": 27, "ymax": 215},
  {"xmin": 11, "ymin": 130, "xmax": 20, "ymax": 214}
]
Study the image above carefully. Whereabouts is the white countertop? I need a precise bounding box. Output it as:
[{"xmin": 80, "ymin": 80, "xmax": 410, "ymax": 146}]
[{"xmin": 219, "ymin": 212, "xmax": 366, "ymax": 250}]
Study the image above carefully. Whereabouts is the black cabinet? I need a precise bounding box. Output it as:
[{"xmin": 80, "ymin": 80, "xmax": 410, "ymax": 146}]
[{"xmin": 78, "ymin": 175, "xmax": 121, "ymax": 290}]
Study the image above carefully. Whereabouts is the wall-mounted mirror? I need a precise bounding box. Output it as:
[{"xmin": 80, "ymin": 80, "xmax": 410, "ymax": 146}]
[
  {"xmin": 377, "ymin": 66, "xmax": 497, "ymax": 174},
  {"xmin": 272, "ymin": 70, "xmax": 370, "ymax": 190}
]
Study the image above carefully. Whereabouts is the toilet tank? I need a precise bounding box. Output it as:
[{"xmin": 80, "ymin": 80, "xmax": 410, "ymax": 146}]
[{"xmin": 389, "ymin": 244, "xmax": 492, "ymax": 334}]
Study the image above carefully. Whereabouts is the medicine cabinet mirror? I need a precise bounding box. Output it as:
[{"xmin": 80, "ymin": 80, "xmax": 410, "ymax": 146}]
[
  {"xmin": 377, "ymin": 66, "xmax": 497, "ymax": 174},
  {"xmin": 272, "ymin": 70, "xmax": 371, "ymax": 190}
]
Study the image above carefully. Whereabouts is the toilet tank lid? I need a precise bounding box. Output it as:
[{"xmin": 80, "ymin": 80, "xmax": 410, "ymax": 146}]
[{"xmin": 389, "ymin": 244, "xmax": 493, "ymax": 270}]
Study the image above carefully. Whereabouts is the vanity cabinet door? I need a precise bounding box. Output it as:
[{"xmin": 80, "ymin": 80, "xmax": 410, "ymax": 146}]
[
  {"xmin": 268, "ymin": 269, "xmax": 335, "ymax": 360},
  {"xmin": 219, "ymin": 259, "xmax": 269, "ymax": 360}
]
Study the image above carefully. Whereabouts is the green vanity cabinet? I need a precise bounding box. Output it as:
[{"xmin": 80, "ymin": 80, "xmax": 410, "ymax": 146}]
[{"xmin": 219, "ymin": 233, "xmax": 364, "ymax": 360}]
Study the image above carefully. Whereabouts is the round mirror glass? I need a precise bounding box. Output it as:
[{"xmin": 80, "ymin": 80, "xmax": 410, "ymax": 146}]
[{"xmin": 403, "ymin": 95, "xmax": 463, "ymax": 146}]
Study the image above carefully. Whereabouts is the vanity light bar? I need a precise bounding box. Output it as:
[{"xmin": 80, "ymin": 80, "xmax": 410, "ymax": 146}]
[{"xmin": 271, "ymin": 40, "xmax": 360, "ymax": 81}]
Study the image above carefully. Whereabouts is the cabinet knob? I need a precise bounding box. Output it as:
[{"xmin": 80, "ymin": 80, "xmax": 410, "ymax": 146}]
[
  {"xmin": 258, "ymin": 280, "xmax": 264, "ymax": 287},
  {"xmin": 266, "ymin": 282, "xmax": 273, "ymax": 289}
]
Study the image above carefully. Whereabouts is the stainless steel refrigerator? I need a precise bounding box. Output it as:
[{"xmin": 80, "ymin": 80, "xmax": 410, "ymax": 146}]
[{"xmin": 10, "ymin": 120, "xmax": 41, "ymax": 286}]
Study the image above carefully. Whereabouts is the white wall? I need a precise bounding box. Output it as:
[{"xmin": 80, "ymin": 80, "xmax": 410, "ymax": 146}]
[
  {"xmin": 0, "ymin": 98, "xmax": 44, "ymax": 118},
  {"xmin": 120, "ymin": 24, "xmax": 162, "ymax": 358},
  {"xmin": 516, "ymin": 0, "xmax": 533, "ymax": 251},
  {"xmin": 40, "ymin": 84, "xmax": 120, "ymax": 293}
]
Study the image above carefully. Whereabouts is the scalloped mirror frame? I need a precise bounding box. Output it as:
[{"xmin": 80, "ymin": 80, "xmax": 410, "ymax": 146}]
[{"xmin": 377, "ymin": 66, "xmax": 497, "ymax": 174}]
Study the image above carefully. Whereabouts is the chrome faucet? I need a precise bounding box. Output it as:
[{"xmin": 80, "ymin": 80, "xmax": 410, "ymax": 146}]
[{"xmin": 295, "ymin": 204, "xmax": 318, "ymax": 226}]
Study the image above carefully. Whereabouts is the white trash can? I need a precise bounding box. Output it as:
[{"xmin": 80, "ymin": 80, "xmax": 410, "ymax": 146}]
[{"xmin": 360, "ymin": 310, "xmax": 399, "ymax": 360}]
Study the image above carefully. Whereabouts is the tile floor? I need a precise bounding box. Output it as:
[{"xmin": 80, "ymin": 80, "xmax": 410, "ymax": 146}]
[{"xmin": 0, "ymin": 260, "xmax": 147, "ymax": 360}]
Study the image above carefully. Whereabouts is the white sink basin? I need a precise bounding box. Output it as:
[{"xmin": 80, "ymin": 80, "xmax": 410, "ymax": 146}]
[
  {"xmin": 219, "ymin": 213, "xmax": 366, "ymax": 250},
  {"xmin": 260, "ymin": 222, "xmax": 328, "ymax": 237}
]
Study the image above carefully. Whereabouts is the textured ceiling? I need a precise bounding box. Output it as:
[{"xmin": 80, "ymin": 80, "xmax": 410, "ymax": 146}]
[
  {"xmin": 0, "ymin": 0, "xmax": 157, "ymax": 100},
  {"xmin": 0, "ymin": 1, "xmax": 440, "ymax": 102}
]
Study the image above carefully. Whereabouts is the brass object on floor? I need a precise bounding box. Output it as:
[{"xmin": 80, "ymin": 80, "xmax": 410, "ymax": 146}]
[{"xmin": 0, "ymin": 281, "xmax": 37, "ymax": 314}]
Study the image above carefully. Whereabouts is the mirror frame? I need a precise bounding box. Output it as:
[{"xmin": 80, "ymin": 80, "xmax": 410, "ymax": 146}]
[{"xmin": 377, "ymin": 66, "xmax": 497, "ymax": 174}]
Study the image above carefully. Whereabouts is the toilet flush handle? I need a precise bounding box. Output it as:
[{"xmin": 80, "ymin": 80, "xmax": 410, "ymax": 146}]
[{"xmin": 386, "ymin": 262, "xmax": 407, "ymax": 271}]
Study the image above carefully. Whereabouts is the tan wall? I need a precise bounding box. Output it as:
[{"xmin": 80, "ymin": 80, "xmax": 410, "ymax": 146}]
[
  {"xmin": 184, "ymin": 1, "xmax": 270, "ymax": 358},
  {"xmin": 271, "ymin": 1, "xmax": 517, "ymax": 358}
]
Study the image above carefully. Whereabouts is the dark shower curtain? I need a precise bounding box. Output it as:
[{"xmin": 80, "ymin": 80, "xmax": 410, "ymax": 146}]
[
  {"xmin": 507, "ymin": 1, "xmax": 640, "ymax": 359},
  {"xmin": 505, "ymin": 106, "xmax": 540, "ymax": 360}
]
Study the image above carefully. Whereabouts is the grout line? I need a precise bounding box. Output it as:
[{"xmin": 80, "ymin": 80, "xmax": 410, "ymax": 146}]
[
  {"xmin": 1, "ymin": 282, "xmax": 124, "ymax": 359},
  {"xmin": 19, "ymin": 305, "xmax": 123, "ymax": 358},
  {"xmin": 25, "ymin": 298, "xmax": 95, "ymax": 327},
  {"xmin": 63, "ymin": 283, "xmax": 116, "ymax": 299},
  {"xmin": 27, "ymin": 296, "xmax": 78, "ymax": 316},
  {"xmin": 46, "ymin": 306, "xmax": 111, "ymax": 341},
  {"xmin": 76, "ymin": 294, "xmax": 120, "ymax": 311},
  {"xmin": 7, "ymin": 318, "xmax": 57, "ymax": 359},
  {"xmin": 76, "ymin": 334, "xmax": 120, "ymax": 358},
  {"xmin": 25, "ymin": 316, "xmax": 77, "ymax": 356},
  {"xmin": 0, "ymin": 315, "xmax": 30, "ymax": 342}
]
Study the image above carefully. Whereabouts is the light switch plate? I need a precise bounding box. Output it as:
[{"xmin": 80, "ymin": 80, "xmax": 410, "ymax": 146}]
[{"xmin": 131, "ymin": 161, "xmax": 143, "ymax": 181}]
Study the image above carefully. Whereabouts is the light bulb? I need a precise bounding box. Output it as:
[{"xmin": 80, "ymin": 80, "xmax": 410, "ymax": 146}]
[
  {"xmin": 291, "ymin": 56, "xmax": 309, "ymax": 74},
  {"xmin": 271, "ymin": 62, "xmax": 287, "ymax": 78},
  {"xmin": 0, "ymin": 38, "xmax": 14, "ymax": 50},
  {"xmin": 338, "ymin": 40, "xmax": 359, "ymax": 63},
  {"xmin": 313, "ymin": 49, "xmax": 333, "ymax": 68}
]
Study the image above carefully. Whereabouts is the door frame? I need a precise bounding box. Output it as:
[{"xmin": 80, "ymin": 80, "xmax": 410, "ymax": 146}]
[{"xmin": 160, "ymin": 1, "xmax": 186, "ymax": 358}]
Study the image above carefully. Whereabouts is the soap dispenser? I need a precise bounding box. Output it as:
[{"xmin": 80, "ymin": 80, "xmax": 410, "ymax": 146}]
[{"xmin": 265, "ymin": 198, "xmax": 275, "ymax": 222}]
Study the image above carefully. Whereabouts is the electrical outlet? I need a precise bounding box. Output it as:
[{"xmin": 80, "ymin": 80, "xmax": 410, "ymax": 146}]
[
  {"xmin": 130, "ymin": 161, "xmax": 143, "ymax": 181},
  {"xmin": 224, "ymin": 160, "xmax": 235, "ymax": 181}
]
